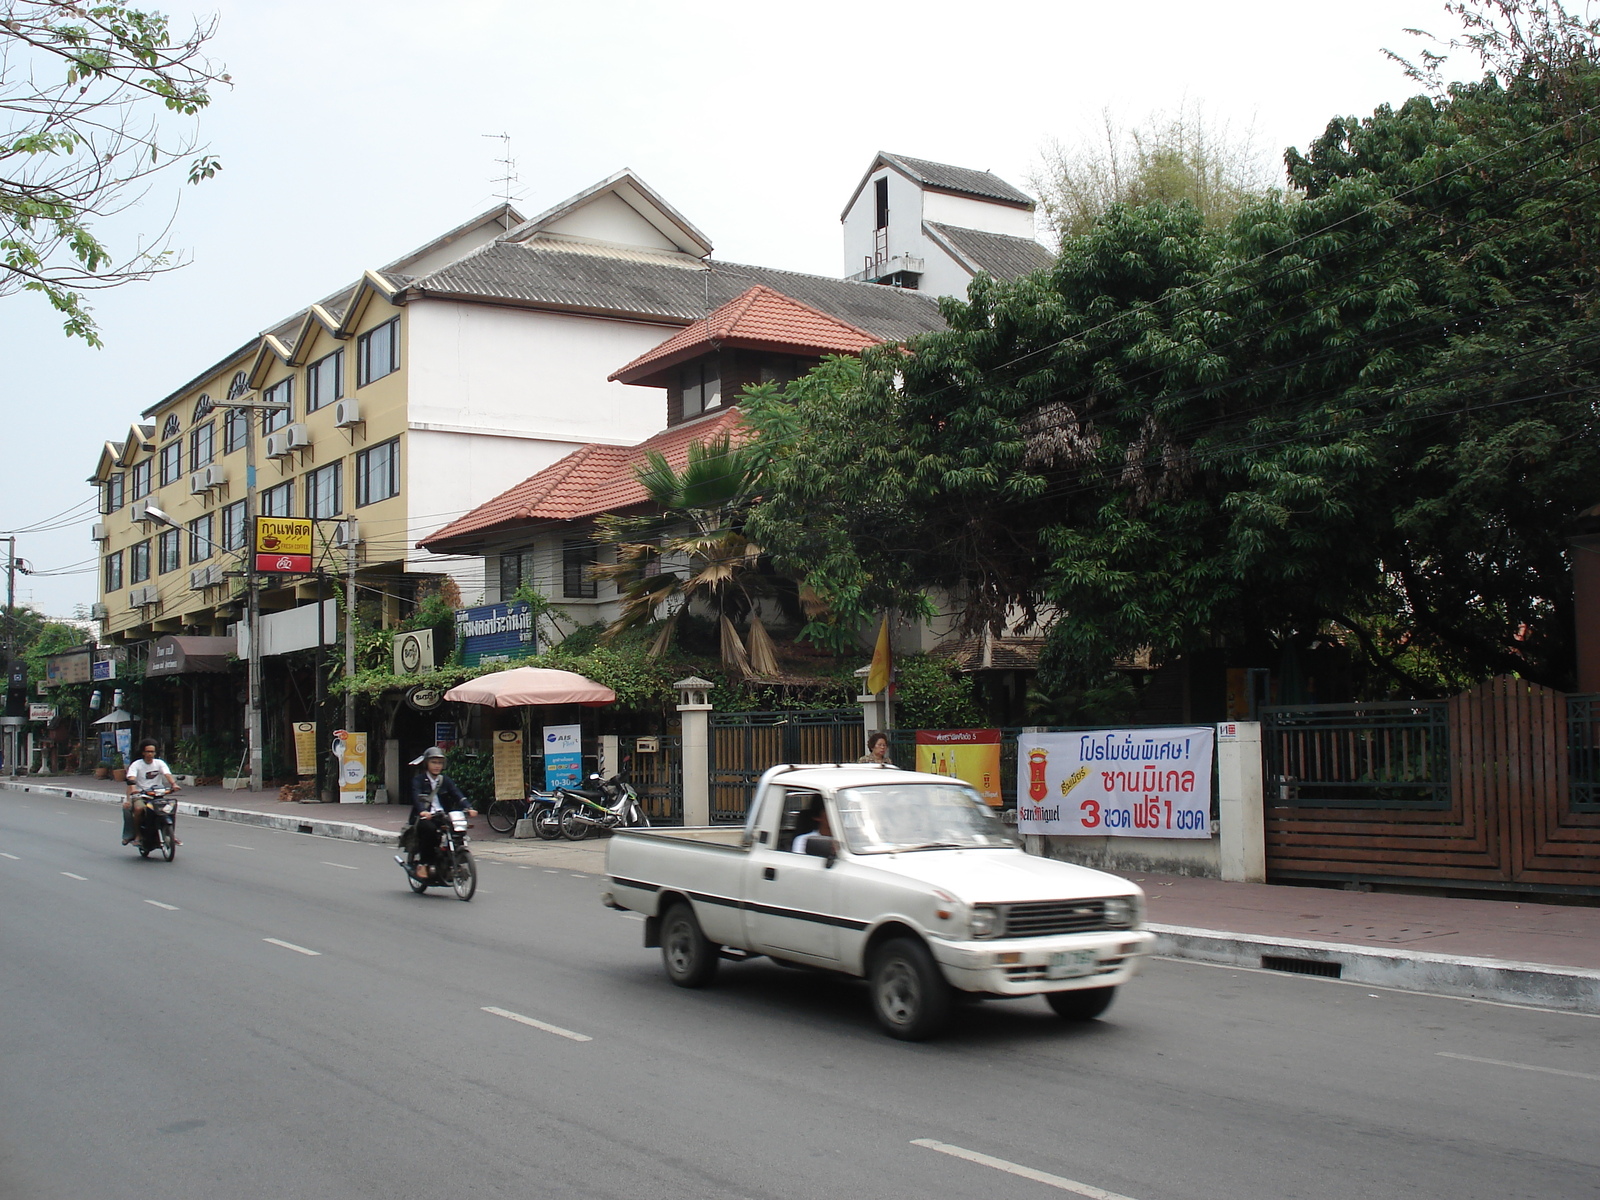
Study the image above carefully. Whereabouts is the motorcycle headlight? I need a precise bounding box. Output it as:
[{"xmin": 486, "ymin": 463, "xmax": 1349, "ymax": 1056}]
[
  {"xmin": 969, "ymin": 906, "xmax": 999, "ymax": 939},
  {"xmin": 1102, "ymin": 896, "xmax": 1142, "ymax": 929}
]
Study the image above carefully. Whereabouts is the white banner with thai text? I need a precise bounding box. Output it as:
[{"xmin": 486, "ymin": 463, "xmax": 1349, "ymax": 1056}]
[{"xmin": 1016, "ymin": 727, "xmax": 1214, "ymax": 837}]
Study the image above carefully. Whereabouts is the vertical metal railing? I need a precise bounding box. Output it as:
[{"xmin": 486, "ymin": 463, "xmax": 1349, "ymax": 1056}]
[
  {"xmin": 1569, "ymin": 694, "xmax": 1600, "ymax": 814},
  {"xmin": 1261, "ymin": 701, "xmax": 1451, "ymax": 808}
]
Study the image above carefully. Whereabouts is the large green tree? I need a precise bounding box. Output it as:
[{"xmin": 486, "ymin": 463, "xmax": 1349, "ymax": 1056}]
[{"xmin": 748, "ymin": 1, "xmax": 1600, "ymax": 695}]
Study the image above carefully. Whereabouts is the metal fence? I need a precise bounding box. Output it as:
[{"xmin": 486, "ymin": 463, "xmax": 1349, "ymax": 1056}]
[
  {"xmin": 621, "ymin": 733, "xmax": 682, "ymax": 823},
  {"xmin": 709, "ymin": 709, "xmax": 863, "ymax": 823},
  {"xmin": 1570, "ymin": 694, "xmax": 1600, "ymax": 814},
  {"xmin": 1262, "ymin": 700, "xmax": 1452, "ymax": 809}
]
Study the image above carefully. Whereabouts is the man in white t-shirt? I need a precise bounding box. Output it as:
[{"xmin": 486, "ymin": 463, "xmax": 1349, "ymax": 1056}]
[{"xmin": 123, "ymin": 740, "xmax": 179, "ymax": 846}]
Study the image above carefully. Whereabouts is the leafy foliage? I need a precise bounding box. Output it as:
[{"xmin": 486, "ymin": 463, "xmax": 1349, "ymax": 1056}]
[{"xmin": 892, "ymin": 656, "xmax": 984, "ymax": 729}]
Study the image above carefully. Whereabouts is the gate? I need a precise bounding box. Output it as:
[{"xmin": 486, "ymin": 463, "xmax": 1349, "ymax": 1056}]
[
  {"xmin": 621, "ymin": 733, "xmax": 682, "ymax": 824},
  {"xmin": 708, "ymin": 710, "xmax": 862, "ymax": 823},
  {"xmin": 1264, "ymin": 678, "xmax": 1600, "ymax": 893}
]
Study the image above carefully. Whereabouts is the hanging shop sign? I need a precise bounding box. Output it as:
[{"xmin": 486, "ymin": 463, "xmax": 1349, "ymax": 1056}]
[
  {"xmin": 28, "ymin": 704, "xmax": 57, "ymax": 723},
  {"xmin": 454, "ymin": 601, "xmax": 535, "ymax": 666},
  {"xmin": 91, "ymin": 658, "xmax": 117, "ymax": 681},
  {"xmin": 42, "ymin": 648, "xmax": 91, "ymax": 688},
  {"xmin": 915, "ymin": 729, "xmax": 1002, "ymax": 806},
  {"xmin": 405, "ymin": 683, "xmax": 444, "ymax": 711},
  {"xmin": 254, "ymin": 516, "xmax": 313, "ymax": 573},
  {"xmin": 1016, "ymin": 727, "xmax": 1214, "ymax": 838},
  {"xmin": 393, "ymin": 629, "xmax": 435, "ymax": 675}
]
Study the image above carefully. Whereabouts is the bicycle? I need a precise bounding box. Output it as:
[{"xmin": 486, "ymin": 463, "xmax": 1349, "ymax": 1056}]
[{"xmin": 485, "ymin": 792, "xmax": 561, "ymax": 839}]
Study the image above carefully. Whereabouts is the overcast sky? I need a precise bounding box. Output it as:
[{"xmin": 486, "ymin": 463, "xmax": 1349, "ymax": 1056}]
[{"xmin": 0, "ymin": 0, "xmax": 1478, "ymax": 619}]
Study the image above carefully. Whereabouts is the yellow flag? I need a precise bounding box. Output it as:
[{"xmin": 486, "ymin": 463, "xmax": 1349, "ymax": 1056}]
[{"xmin": 866, "ymin": 616, "xmax": 892, "ymax": 694}]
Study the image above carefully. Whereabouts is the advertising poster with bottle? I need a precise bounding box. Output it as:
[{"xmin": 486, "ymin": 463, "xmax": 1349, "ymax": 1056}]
[
  {"xmin": 542, "ymin": 724, "xmax": 582, "ymax": 790},
  {"xmin": 1016, "ymin": 727, "xmax": 1214, "ymax": 837},
  {"xmin": 333, "ymin": 730, "xmax": 367, "ymax": 802},
  {"xmin": 914, "ymin": 729, "xmax": 1003, "ymax": 805}
]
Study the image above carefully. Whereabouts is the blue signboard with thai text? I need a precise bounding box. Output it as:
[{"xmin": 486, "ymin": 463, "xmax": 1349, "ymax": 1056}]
[{"xmin": 454, "ymin": 602, "xmax": 536, "ymax": 666}]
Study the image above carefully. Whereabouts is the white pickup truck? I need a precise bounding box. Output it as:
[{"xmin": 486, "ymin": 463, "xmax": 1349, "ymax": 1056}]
[{"xmin": 602, "ymin": 763, "xmax": 1154, "ymax": 1039}]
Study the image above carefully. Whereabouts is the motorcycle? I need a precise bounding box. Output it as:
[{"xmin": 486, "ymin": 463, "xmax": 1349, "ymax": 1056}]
[
  {"xmin": 129, "ymin": 788, "xmax": 178, "ymax": 862},
  {"xmin": 556, "ymin": 773, "xmax": 650, "ymax": 841},
  {"xmin": 394, "ymin": 809, "xmax": 477, "ymax": 900}
]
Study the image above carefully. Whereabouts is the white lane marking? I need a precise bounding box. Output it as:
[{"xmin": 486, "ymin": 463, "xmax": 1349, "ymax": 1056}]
[
  {"xmin": 617, "ymin": 912, "xmax": 645, "ymax": 921},
  {"xmin": 481, "ymin": 1006, "xmax": 592, "ymax": 1043},
  {"xmin": 543, "ymin": 869, "xmax": 560, "ymax": 874},
  {"xmin": 1437, "ymin": 1052, "xmax": 1600, "ymax": 1082},
  {"xmin": 98, "ymin": 819, "xmax": 116, "ymax": 824},
  {"xmin": 263, "ymin": 938, "xmax": 321, "ymax": 956},
  {"xmin": 226, "ymin": 845, "xmax": 254, "ymax": 850},
  {"xmin": 320, "ymin": 861, "xmax": 358, "ymax": 870},
  {"xmin": 912, "ymin": 1140, "xmax": 1141, "ymax": 1199},
  {"xmin": 61, "ymin": 872, "xmax": 87, "ymax": 881},
  {"xmin": 145, "ymin": 900, "xmax": 179, "ymax": 911},
  {"xmin": 0, "ymin": 852, "xmax": 19, "ymax": 860},
  {"xmin": 516, "ymin": 865, "xmax": 531, "ymax": 870}
]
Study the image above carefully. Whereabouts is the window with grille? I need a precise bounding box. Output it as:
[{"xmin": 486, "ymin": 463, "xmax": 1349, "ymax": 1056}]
[{"xmin": 562, "ymin": 539, "xmax": 597, "ymax": 598}]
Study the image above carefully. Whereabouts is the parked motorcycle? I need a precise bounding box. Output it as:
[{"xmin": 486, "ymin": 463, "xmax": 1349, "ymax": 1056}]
[
  {"xmin": 394, "ymin": 809, "xmax": 477, "ymax": 900},
  {"xmin": 556, "ymin": 773, "xmax": 650, "ymax": 840},
  {"xmin": 130, "ymin": 788, "xmax": 178, "ymax": 862}
]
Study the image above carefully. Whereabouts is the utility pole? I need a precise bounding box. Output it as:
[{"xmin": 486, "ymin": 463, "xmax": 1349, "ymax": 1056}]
[{"xmin": 345, "ymin": 518, "xmax": 358, "ymax": 733}]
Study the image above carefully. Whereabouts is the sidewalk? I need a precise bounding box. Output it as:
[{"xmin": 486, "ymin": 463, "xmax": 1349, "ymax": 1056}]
[{"xmin": 5, "ymin": 774, "xmax": 1597, "ymax": 1013}]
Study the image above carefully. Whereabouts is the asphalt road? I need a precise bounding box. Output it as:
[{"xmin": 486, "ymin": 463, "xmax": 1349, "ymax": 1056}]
[{"xmin": 3, "ymin": 791, "xmax": 1597, "ymax": 1200}]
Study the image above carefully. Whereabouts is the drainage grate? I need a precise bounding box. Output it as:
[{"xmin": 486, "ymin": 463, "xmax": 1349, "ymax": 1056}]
[
  {"xmin": 1262, "ymin": 955, "xmax": 1342, "ymax": 978},
  {"xmin": 196, "ymin": 809, "xmax": 210, "ymax": 818},
  {"xmin": 297, "ymin": 823, "xmax": 314, "ymax": 834}
]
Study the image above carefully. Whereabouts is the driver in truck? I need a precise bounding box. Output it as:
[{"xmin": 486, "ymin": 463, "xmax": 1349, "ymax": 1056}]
[{"xmin": 790, "ymin": 796, "xmax": 831, "ymax": 855}]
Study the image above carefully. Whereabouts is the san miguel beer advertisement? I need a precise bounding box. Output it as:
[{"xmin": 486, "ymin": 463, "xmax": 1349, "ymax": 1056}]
[
  {"xmin": 914, "ymin": 729, "xmax": 1003, "ymax": 805},
  {"xmin": 255, "ymin": 516, "xmax": 313, "ymax": 573},
  {"xmin": 1016, "ymin": 727, "xmax": 1214, "ymax": 838}
]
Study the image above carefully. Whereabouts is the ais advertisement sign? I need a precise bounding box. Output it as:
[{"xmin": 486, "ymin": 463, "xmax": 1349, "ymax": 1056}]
[
  {"xmin": 254, "ymin": 516, "xmax": 313, "ymax": 573},
  {"xmin": 1016, "ymin": 727, "xmax": 1214, "ymax": 838},
  {"xmin": 914, "ymin": 729, "xmax": 1002, "ymax": 805}
]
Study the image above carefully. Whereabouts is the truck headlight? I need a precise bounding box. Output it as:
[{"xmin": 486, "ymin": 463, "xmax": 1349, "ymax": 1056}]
[
  {"xmin": 1102, "ymin": 896, "xmax": 1142, "ymax": 928},
  {"xmin": 969, "ymin": 906, "xmax": 999, "ymax": 939}
]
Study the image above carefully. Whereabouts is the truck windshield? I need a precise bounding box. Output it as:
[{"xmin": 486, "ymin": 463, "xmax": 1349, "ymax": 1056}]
[{"xmin": 833, "ymin": 783, "xmax": 1014, "ymax": 854}]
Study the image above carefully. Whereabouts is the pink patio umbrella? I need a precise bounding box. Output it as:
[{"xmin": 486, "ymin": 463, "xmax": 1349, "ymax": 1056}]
[{"xmin": 442, "ymin": 667, "xmax": 616, "ymax": 708}]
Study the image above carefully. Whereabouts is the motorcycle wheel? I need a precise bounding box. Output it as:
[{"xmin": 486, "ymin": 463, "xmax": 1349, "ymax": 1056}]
[
  {"xmin": 451, "ymin": 851, "xmax": 477, "ymax": 901},
  {"xmin": 406, "ymin": 860, "xmax": 428, "ymax": 893},
  {"xmin": 533, "ymin": 807, "xmax": 563, "ymax": 840},
  {"xmin": 485, "ymin": 799, "xmax": 520, "ymax": 835},
  {"xmin": 160, "ymin": 825, "xmax": 176, "ymax": 862},
  {"xmin": 559, "ymin": 808, "xmax": 591, "ymax": 841}
]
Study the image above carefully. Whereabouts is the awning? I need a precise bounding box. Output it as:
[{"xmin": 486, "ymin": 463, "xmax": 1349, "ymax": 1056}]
[
  {"xmin": 443, "ymin": 667, "xmax": 616, "ymax": 708},
  {"xmin": 146, "ymin": 635, "xmax": 238, "ymax": 677},
  {"xmin": 93, "ymin": 708, "xmax": 133, "ymax": 725}
]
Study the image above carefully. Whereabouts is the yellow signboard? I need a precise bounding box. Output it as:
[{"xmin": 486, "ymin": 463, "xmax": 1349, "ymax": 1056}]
[
  {"xmin": 493, "ymin": 729, "xmax": 524, "ymax": 801},
  {"xmin": 255, "ymin": 516, "xmax": 314, "ymax": 573},
  {"xmin": 293, "ymin": 722, "xmax": 317, "ymax": 777},
  {"xmin": 915, "ymin": 729, "xmax": 1004, "ymax": 806},
  {"xmin": 335, "ymin": 731, "xmax": 368, "ymax": 802}
]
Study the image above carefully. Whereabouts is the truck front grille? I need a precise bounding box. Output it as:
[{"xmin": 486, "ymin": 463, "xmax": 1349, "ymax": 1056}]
[{"xmin": 1002, "ymin": 900, "xmax": 1112, "ymax": 938}]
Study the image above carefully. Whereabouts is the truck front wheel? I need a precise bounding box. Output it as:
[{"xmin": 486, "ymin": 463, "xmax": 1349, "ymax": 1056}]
[
  {"xmin": 1045, "ymin": 986, "xmax": 1116, "ymax": 1021},
  {"xmin": 661, "ymin": 902, "xmax": 719, "ymax": 988},
  {"xmin": 869, "ymin": 937, "xmax": 952, "ymax": 1040}
]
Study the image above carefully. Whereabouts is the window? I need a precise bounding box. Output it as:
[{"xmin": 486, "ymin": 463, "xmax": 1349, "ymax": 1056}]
[
  {"xmin": 188, "ymin": 514, "xmax": 214, "ymax": 562},
  {"xmin": 104, "ymin": 551, "xmax": 123, "ymax": 593},
  {"xmin": 224, "ymin": 408, "xmax": 249, "ymax": 454},
  {"xmin": 357, "ymin": 318, "xmax": 400, "ymax": 385},
  {"xmin": 759, "ymin": 357, "xmax": 807, "ymax": 387},
  {"xmin": 263, "ymin": 377, "xmax": 293, "ymax": 434},
  {"xmin": 131, "ymin": 459, "xmax": 152, "ymax": 500},
  {"xmin": 192, "ymin": 393, "xmax": 214, "ymax": 422},
  {"xmin": 221, "ymin": 501, "xmax": 247, "ymax": 551},
  {"xmin": 261, "ymin": 481, "xmax": 294, "ymax": 518},
  {"xmin": 227, "ymin": 370, "xmax": 249, "ymax": 400},
  {"xmin": 306, "ymin": 349, "xmax": 344, "ymax": 413},
  {"xmin": 875, "ymin": 177, "xmax": 889, "ymax": 229},
  {"xmin": 562, "ymin": 539, "xmax": 597, "ymax": 599},
  {"xmin": 161, "ymin": 413, "xmax": 181, "ymax": 440},
  {"xmin": 157, "ymin": 529, "xmax": 181, "ymax": 574},
  {"xmin": 680, "ymin": 358, "xmax": 720, "ymax": 419},
  {"xmin": 158, "ymin": 441, "xmax": 182, "ymax": 487},
  {"xmin": 499, "ymin": 549, "xmax": 538, "ymax": 599},
  {"xmin": 189, "ymin": 422, "xmax": 214, "ymax": 469},
  {"xmin": 355, "ymin": 437, "xmax": 399, "ymax": 505},
  {"xmin": 101, "ymin": 474, "xmax": 125, "ymax": 514},
  {"xmin": 306, "ymin": 460, "xmax": 343, "ymax": 519},
  {"xmin": 130, "ymin": 540, "xmax": 151, "ymax": 583}
]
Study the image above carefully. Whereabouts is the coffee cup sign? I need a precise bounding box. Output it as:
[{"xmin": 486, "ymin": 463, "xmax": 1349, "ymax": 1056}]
[{"xmin": 254, "ymin": 516, "xmax": 313, "ymax": 573}]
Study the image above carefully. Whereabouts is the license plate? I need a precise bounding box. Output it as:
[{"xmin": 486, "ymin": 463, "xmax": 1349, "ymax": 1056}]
[{"xmin": 1045, "ymin": 950, "xmax": 1098, "ymax": 980}]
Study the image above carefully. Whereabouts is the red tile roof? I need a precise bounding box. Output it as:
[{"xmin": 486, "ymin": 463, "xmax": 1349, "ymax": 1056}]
[
  {"xmin": 421, "ymin": 408, "xmax": 750, "ymax": 550},
  {"xmin": 609, "ymin": 284, "xmax": 881, "ymax": 384}
]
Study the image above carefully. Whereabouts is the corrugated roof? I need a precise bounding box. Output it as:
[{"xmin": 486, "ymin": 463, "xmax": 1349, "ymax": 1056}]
[
  {"xmin": 882, "ymin": 153, "xmax": 1036, "ymax": 207},
  {"xmin": 610, "ymin": 285, "xmax": 881, "ymax": 383},
  {"xmin": 925, "ymin": 222, "xmax": 1055, "ymax": 281},
  {"xmin": 422, "ymin": 408, "xmax": 750, "ymax": 549},
  {"xmin": 403, "ymin": 241, "xmax": 946, "ymax": 344}
]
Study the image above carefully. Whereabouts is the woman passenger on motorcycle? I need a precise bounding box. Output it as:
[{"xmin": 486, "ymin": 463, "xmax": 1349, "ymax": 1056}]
[
  {"xmin": 406, "ymin": 747, "xmax": 475, "ymax": 882},
  {"xmin": 123, "ymin": 740, "xmax": 180, "ymax": 846}
]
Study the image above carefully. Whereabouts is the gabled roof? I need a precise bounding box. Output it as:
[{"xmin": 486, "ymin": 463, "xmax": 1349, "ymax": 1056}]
[
  {"xmin": 421, "ymin": 409, "xmax": 749, "ymax": 551},
  {"xmin": 841, "ymin": 152, "xmax": 1036, "ymax": 220},
  {"xmin": 923, "ymin": 222, "xmax": 1055, "ymax": 281},
  {"xmin": 609, "ymin": 285, "xmax": 881, "ymax": 384},
  {"xmin": 502, "ymin": 169, "xmax": 713, "ymax": 259}
]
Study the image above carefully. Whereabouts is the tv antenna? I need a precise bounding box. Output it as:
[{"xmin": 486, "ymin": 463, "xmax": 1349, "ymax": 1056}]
[{"xmin": 482, "ymin": 132, "xmax": 524, "ymax": 218}]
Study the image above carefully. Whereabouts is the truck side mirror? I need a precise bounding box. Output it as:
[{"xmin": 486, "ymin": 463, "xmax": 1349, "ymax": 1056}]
[{"xmin": 804, "ymin": 835, "xmax": 838, "ymax": 864}]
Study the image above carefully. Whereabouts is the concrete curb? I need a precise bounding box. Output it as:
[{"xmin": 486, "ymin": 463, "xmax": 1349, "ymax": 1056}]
[
  {"xmin": 0, "ymin": 779, "xmax": 399, "ymax": 846},
  {"xmin": 1150, "ymin": 923, "xmax": 1600, "ymax": 1015}
]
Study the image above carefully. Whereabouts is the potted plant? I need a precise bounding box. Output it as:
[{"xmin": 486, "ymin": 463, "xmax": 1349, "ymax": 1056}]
[{"xmin": 93, "ymin": 758, "xmax": 112, "ymax": 780}]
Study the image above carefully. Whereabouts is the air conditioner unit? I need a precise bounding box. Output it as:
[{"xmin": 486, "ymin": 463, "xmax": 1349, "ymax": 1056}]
[
  {"xmin": 129, "ymin": 586, "xmax": 156, "ymax": 608},
  {"xmin": 189, "ymin": 463, "xmax": 225, "ymax": 493},
  {"xmin": 264, "ymin": 430, "xmax": 290, "ymax": 458},
  {"xmin": 333, "ymin": 398, "xmax": 361, "ymax": 428},
  {"xmin": 330, "ymin": 519, "xmax": 360, "ymax": 548},
  {"xmin": 189, "ymin": 471, "xmax": 210, "ymax": 495},
  {"xmin": 91, "ymin": 523, "xmax": 108, "ymax": 542},
  {"xmin": 130, "ymin": 499, "xmax": 152, "ymax": 522},
  {"xmin": 285, "ymin": 423, "xmax": 311, "ymax": 450},
  {"xmin": 189, "ymin": 567, "xmax": 209, "ymax": 591},
  {"xmin": 90, "ymin": 602, "xmax": 109, "ymax": 620},
  {"xmin": 207, "ymin": 563, "xmax": 226, "ymax": 586}
]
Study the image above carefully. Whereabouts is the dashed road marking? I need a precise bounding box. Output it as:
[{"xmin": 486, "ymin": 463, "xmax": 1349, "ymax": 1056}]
[
  {"xmin": 145, "ymin": 900, "xmax": 179, "ymax": 911},
  {"xmin": 0, "ymin": 852, "xmax": 19, "ymax": 860},
  {"xmin": 61, "ymin": 872, "xmax": 87, "ymax": 881},
  {"xmin": 912, "ymin": 1140, "xmax": 1141, "ymax": 1199},
  {"xmin": 617, "ymin": 912, "xmax": 644, "ymax": 921},
  {"xmin": 1438, "ymin": 1052, "xmax": 1600, "ymax": 1082},
  {"xmin": 263, "ymin": 938, "xmax": 321, "ymax": 956},
  {"xmin": 482, "ymin": 1006, "xmax": 592, "ymax": 1043},
  {"xmin": 543, "ymin": 869, "xmax": 560, "ymax": 874},
  {"xmin": 320, "ymin": 862, "xmax": 358, "ymax": 870},
  {"xmin": 227, "ymin": 845, "xmax": 254, "ymax": 850}
]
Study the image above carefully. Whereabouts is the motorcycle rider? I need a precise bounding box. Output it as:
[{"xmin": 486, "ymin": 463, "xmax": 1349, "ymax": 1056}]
[
  {"xmin": 405, "ymin": 747, "xmax": 475, "ymax": 883},
  {"xmin": 123, "ymin": 740, "xmax": 180, "ymax": 846}
]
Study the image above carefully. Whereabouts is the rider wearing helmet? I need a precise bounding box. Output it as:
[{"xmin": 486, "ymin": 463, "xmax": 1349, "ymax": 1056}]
[
  {"xmin": 405, "ymin": 747, "xmax": 475, "ymax": 883},
  {"xmin": 123, "ymin": 740, "xmax": 180, "ymax": 846}
]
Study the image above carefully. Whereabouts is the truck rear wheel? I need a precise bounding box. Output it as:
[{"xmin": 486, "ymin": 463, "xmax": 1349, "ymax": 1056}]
[
  {"xmin": 1045, "ymin": 986, "xmax": 1116, "ymax": 1021},
  {"xmin": 661, "ymin": 902, "xmax": 719, "ymax": 988},
  {"xmin": 869, "ymin": 937, "xmax": 952, "ymax": 1040}
]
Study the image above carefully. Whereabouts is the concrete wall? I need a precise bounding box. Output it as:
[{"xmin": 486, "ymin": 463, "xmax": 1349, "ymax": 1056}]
[{"xmin": 921, "ymin": 190, "xmax": 1035, "ymax": 238}]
